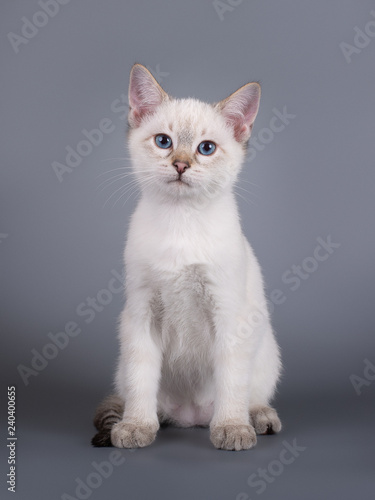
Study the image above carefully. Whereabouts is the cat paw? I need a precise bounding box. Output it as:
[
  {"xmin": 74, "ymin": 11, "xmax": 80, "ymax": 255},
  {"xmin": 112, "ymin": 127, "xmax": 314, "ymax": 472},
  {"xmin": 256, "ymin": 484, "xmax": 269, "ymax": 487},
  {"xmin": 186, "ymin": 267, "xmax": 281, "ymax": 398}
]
[
  {"xmin": 111, "ymin": 421, "xmax": 158, "ymax": 448},
  {"xmin": 250, "ymin": 405, "xmax": 282, "ymax": 435},
  {"xmin": 210, "ymin": 424, "xmax": 257, "ymax": 451}
]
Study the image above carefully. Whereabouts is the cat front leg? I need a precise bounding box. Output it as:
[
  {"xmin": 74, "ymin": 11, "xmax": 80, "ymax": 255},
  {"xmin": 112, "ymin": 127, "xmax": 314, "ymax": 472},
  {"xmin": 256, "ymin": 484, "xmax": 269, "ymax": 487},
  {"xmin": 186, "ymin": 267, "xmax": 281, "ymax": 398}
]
[
  {"xmin": 209, "ymin": 309, "xmax": 258, "ymax": 451},
  {"xmin": 111, "ymin": 304, "xmax": 162, "ymax": 448}
]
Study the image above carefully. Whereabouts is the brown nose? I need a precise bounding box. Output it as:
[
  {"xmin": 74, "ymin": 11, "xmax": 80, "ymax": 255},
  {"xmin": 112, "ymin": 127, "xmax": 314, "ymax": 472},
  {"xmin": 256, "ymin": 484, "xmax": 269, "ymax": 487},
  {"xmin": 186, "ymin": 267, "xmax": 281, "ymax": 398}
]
[{"xmin": 173, "ymin": 161, "xmax": 190, "ymax": 175}]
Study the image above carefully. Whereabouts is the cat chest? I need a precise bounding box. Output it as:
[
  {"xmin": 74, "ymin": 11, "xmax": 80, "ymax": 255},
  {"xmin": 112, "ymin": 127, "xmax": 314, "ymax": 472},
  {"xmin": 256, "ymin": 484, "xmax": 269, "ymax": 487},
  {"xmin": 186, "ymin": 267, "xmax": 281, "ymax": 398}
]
[{"xmin": 150, "ymin": 264, "xmax": 214, "ymax": 344}]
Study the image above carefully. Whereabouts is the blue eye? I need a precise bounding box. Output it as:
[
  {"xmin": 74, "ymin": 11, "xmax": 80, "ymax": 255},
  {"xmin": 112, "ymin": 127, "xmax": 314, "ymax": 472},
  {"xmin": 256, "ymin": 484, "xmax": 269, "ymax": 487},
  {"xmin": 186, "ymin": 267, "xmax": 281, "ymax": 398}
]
[
  {"xmin": 197, "ymin": 141, "xmax": 216, "ymax": 155},
  {"xmin": 155, "ymin": 134, "xmax": 172, "ymax": 149}
]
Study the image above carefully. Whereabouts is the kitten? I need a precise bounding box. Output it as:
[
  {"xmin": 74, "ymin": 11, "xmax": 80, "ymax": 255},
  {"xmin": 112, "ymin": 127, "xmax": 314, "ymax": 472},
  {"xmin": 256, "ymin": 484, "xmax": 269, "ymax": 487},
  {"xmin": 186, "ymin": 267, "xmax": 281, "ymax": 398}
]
[{"xmin": 92, "ymin": 64, "xmax": 282, "ymax": 451}]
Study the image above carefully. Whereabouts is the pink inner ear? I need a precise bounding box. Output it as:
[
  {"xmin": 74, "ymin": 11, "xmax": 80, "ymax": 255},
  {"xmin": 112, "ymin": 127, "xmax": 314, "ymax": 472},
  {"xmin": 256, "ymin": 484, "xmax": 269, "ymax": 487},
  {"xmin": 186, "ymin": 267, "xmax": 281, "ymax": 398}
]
[
  {"xmin": 236, "ymin": 123, "xmax": 250, "ymax": 142},
  {"xmin": 222, "ymin": 112, "xmax": 251, "ymax": 143},
  {"xmin": 219, "ymin": 83, "xmax": 260, "ymax": 142},
  {"xmin": 128, "ymin": 65, "xmax": 166, "ymax": 127}
]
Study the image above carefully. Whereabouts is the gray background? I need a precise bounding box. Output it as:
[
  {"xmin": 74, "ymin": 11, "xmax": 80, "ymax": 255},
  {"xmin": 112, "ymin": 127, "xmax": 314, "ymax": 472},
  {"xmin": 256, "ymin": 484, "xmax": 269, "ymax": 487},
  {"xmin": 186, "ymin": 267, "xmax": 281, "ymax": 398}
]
[{"xmin": 1, "ymin": 0, "xmax": 375, "ymax": 499}]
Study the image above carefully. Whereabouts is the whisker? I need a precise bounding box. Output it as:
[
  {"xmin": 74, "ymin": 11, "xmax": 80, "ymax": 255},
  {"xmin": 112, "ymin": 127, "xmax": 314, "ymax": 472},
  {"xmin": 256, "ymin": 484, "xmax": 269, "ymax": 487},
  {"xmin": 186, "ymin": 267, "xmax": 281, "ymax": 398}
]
[
  {"xmin": 96, "ymin": 167, "xmax": 133, "ymax": 178},
  {"xmin": 102, "ymin": 174, "xmax": 159, "ymax": 209},
  {"xmin": 114, "ymin": 175, "xmax": 158, "ymax": 208},
  {"xmin": 102, "ymin": 182, "xmax": 136, "ymax": 208},
  {"xmin": 95, "ymin": 169, "xmax": 156, "ymax": 192},
  {"xmin": 96, "ymin": 165, "xmax": 157, "ymax": 178},
  {"xmin": 234, "ymin": 190, "xmax": 257, "ymax": 207},
  {"xmin": 237, "ymin": 178, "xmax": 260, "ymax": 188},
  {"xmin": 234, "ymin": 184, "xmax": 259, "ymax": 199}
]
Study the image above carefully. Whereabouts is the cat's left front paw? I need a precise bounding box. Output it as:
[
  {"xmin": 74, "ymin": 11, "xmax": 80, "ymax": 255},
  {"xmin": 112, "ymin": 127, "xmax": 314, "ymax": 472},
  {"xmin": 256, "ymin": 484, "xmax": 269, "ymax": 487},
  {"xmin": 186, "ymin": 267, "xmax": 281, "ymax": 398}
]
[
  {"xmin": 210, "ymin": 424, "xmax": 257, "ymax": 451},
  {"xmin": 111, "ymin": 421, "xmax": 158, "ymax": 448}
]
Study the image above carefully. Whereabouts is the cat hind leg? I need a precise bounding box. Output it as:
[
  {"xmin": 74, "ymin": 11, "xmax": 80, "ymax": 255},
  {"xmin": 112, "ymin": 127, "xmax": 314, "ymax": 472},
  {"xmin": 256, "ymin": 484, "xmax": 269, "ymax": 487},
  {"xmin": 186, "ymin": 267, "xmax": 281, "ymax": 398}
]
[{"xmin": 250, "ymin": 405, "xmax": 282, "ymax": 435}]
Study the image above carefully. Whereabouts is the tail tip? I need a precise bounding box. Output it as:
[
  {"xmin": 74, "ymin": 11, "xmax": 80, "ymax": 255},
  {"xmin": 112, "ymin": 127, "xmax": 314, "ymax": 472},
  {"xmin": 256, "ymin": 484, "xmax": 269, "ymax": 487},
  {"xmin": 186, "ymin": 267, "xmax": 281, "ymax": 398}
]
[{"xmin": 91, "ymin": 431, "xmax": 113, "ymax": 447}]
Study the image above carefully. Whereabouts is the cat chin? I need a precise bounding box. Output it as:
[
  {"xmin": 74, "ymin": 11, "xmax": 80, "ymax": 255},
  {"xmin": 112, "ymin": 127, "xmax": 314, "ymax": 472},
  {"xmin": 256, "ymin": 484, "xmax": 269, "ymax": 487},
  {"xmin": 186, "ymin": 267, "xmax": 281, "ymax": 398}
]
[
  {"xmin": 154, "ymin": 177, "xmax": 195, "ymax": 194},
  {"xmin": 167, "ymin": 179, "xmax": 191, "ymax": 187},
  {"xmin": 146, "ymin": 181, "xmax": 212, "ymax": 204}
]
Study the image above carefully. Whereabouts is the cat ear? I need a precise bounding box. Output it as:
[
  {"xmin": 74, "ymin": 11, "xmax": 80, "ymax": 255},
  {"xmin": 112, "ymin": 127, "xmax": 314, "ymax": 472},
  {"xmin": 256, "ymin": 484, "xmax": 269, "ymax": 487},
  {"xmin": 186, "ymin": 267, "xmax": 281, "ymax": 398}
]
[
  {"xmin": 216, "ymin": 82, "xmax": 261, "ymax": 143},
  {"xmin": 128, "ymin": 64, "xmax": 169, "ymax": 128}
]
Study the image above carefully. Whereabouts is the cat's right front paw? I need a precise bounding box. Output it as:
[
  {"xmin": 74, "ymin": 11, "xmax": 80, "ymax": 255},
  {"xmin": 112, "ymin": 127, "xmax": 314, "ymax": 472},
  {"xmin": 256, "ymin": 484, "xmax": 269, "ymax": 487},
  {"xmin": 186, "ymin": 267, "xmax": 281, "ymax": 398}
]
[{"xmin": 111, "ymin": 421, "xmax": 158, "ymax": 448}]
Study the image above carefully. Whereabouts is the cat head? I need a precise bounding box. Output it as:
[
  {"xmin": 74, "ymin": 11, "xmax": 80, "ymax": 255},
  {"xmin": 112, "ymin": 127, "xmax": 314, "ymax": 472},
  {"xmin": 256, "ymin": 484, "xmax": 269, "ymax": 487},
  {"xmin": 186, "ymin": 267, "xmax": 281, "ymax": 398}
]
[{"xmin": 127, "ymin": 64, "xmax": 260, "ymax": 204}]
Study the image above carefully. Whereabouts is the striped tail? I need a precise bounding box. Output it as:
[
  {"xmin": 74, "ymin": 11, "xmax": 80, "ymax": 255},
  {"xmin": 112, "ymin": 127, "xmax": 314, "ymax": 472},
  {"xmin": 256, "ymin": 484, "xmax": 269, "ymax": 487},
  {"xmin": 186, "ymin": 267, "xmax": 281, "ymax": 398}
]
[{"xmin": 91, "ymin": 395, "xmax": 124, "ymax": 447}]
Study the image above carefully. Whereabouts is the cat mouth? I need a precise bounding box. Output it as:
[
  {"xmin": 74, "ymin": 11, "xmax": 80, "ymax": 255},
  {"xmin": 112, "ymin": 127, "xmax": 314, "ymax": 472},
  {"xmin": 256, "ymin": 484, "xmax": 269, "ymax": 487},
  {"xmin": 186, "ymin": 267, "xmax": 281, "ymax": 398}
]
[{"xmin": 168, "ymin": 178, "xmax": 190, "ymax": 186}]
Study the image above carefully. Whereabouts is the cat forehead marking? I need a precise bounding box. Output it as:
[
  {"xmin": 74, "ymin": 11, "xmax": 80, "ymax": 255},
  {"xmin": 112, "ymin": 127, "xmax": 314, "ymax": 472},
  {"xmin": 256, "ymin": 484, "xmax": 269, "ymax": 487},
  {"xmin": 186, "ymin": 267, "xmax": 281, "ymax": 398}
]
[{"xmin": 177, "ymin": 128, "xmax": 194, "ymax": 146}]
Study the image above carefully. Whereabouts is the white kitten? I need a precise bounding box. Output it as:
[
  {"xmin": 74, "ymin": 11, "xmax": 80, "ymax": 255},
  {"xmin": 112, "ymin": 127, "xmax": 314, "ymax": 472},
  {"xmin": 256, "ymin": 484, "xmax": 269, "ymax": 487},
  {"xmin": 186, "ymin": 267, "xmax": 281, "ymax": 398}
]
[{"xmin": 92, "ymin": 64, "xmax": 281, "ymax": 451}]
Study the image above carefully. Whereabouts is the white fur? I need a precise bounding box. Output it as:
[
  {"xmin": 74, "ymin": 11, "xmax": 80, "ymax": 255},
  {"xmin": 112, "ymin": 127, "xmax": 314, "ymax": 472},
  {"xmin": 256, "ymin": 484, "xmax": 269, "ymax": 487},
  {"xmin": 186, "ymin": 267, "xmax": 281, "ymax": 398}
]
[{"xmin": 114, "ymin": 66, "xmax": 281, "ymax": 435}]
